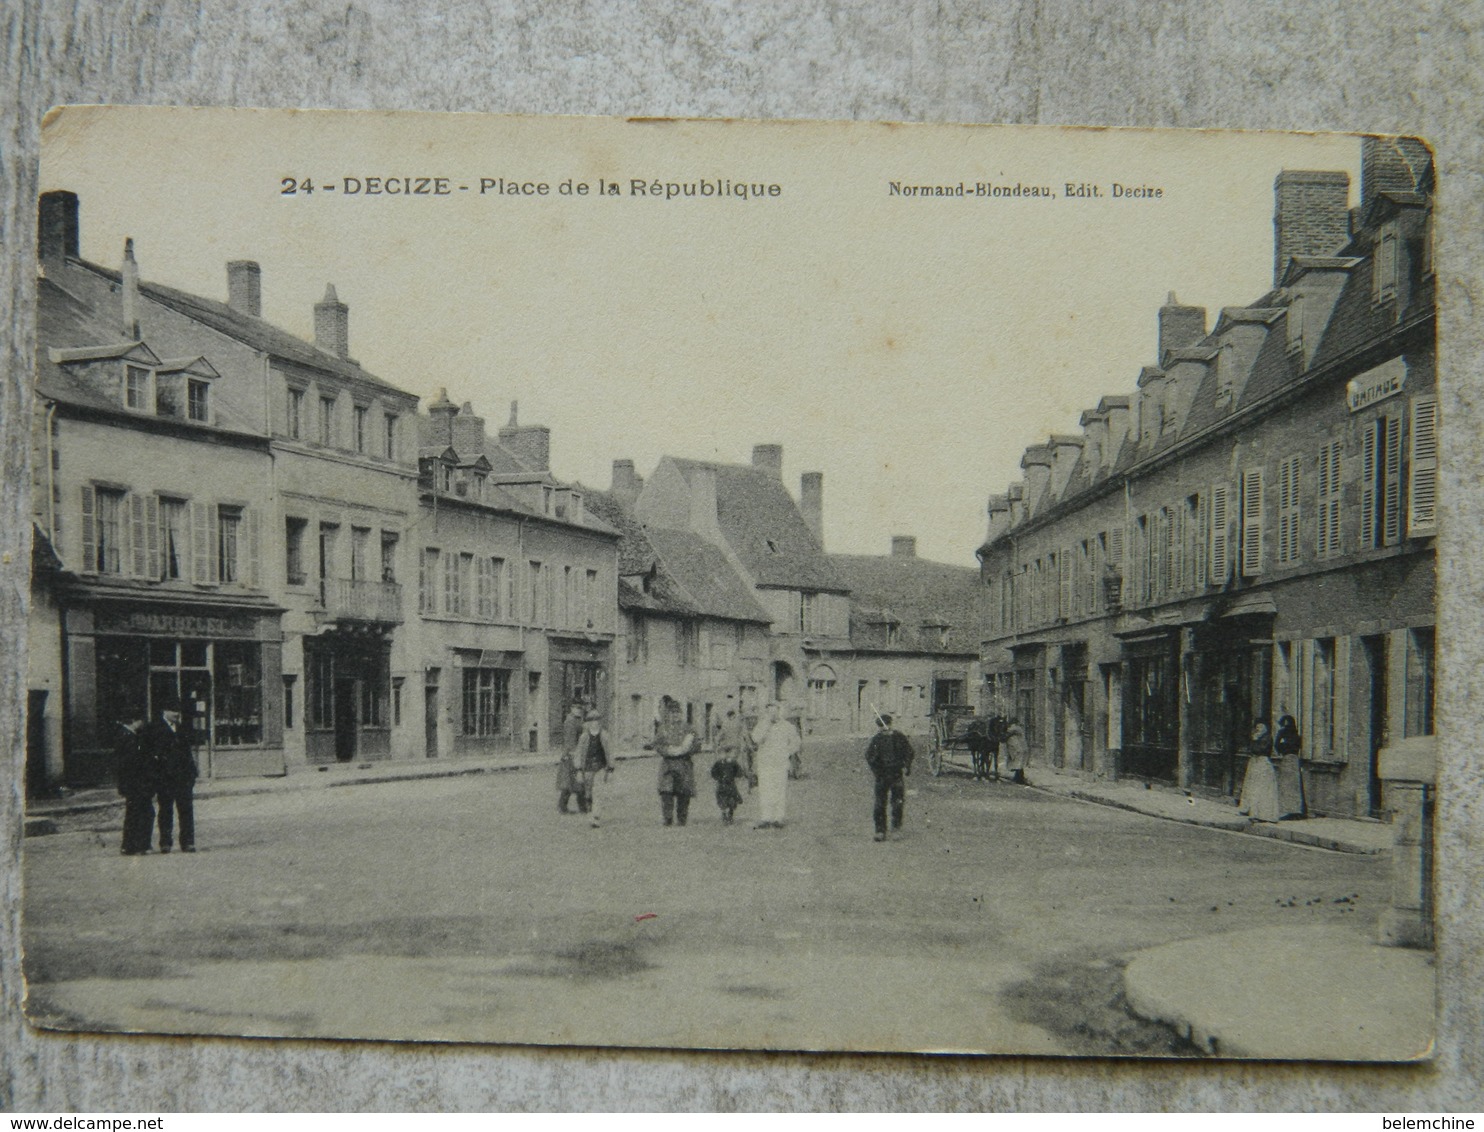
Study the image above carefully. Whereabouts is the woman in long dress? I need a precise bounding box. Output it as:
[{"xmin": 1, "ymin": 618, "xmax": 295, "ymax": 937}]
[
  {"xmin": 1238, "ymin": 720, "xmax": 1281, "ymax": 821},
  {"xmin": 1271, "ymin": 714, "xmax": 1307, "ymax": 820},
  {"xmin": 751, "ymin": 702, "xmax": 799, "ymax": 829}
]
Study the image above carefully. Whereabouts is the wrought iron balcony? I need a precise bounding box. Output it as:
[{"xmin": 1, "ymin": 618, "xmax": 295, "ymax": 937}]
[{"xmin": 322, "ymin": 578, "xmax": 403, "ymax": 624}]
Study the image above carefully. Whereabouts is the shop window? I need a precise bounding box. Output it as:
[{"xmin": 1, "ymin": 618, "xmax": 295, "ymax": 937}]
[
  {"xmin": 308, "ymin": 649, "xmax": 335, "ymax": 730},
  {"xmin": 462, "ymin": 667, "xmax": 510, "ymax": 737},
  {"xmin": 1015, "ymin": 668, "xmax": 1038, "ymax": 748},
  {"xmin": 360, "ymin": 664, "xmax": 388, "ymax": 728},
  {"xmin": 187, "ymin": 379, "xmax": 210, "ymax": 422},
  {"xmin": 285, "ymin": 517, "xmax": 308, "ymax": 586},
  {"xmin": 1405, "ymin": 627, "xmax": 1436, "ymax": 738},
  {"xmin": 213, "ymin": 641, "xmax": 262, "ymax": 746}
]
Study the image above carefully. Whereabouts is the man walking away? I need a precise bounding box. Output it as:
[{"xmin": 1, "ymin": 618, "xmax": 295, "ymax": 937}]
[
  {"xmin": 115, "ymin": 712, "xmax": 154, "ymax": 855},
  {"xmin": 865, "ymin": 712, "xmax": 915, "ymax": 841},
  {"xmin": 150, "ymin": 700, "xmax": 198, "ymax": 853}
]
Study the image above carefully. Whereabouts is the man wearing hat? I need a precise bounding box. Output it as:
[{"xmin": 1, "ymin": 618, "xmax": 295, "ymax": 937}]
[
  {"xmin": 653, "ymin": 699, "xmax": 699, "ymax": 826},
  {"xmin": 575, "ymin": 708, "xmax": 614, "ymax": 827},
  {"xmin": 557, "ymin": 701, "xmax": 585, "ymax": 814},
  {"xmin": 114, "ymin": 710, "xmax": 155, "ymax": 855},
  {"xmin": 148, "ymin": 698, "xmax": 199, "ymax": 853},
  {"xmin": 864, "ymin": 711, "xmax": 915, "ymax": 841}
]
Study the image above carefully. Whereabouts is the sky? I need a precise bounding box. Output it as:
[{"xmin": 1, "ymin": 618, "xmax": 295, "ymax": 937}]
[{"xmin": 41, "ymin": 108, "xmax": 1361, "ymax": 565}]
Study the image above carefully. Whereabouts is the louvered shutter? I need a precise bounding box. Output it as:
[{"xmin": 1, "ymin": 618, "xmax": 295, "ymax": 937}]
[
  {"xmin": 1241, "ymin": 469, "xmax": 1264, "ymax": 575},
  {"xmin": 1107, "ymin": 527, "xmax": 1123, "ymax": 567},
  {"xmin": 1326, "ymin": 444, "xmax": 1343, "ymax": 556},
  {"xmin": 1059, "ymin": 548, "xmax": 1072, "ymax": 619},
  {"xmin": 1360, "ymin": 423, "xmax": 1377, "ymax": 549},
  {"xmin": 128, "ymin": 493, "xmax": 146, "ymax": 577},
  {"xmin": 247, "ymin": 509, "xmax": 261, "ymax": 587},
  {"xmin": 1209, "ymin": 484, "xmax": 1230, "ymax": 584},
  {"xmin": 80, "ymin": 485, "xmax": 96, "ymax": 572},
  {"xmin": 144, "ymin": 495, "xmax": 160, "ymax": 579},
  {"xmin": 1194, "ymin": 493, "xmax": 1209, "ymax": 588},
  {"xmin": 1408, "ymin": 396, "xmax": 1439, "ymax": 535},
  {"xmin": 1316, "ymin": 447, "xmax": 1331, "ymax": 556},
  {"xmin": 1383, "ymin": 413, "xmax": 1403, "ymax": 545},
  {"xmin": 190, "ymin": 501, "xmax": 211, "ymax": 583},
  {"xmin": 477, "ymin": 557, "xmax": 493, "ymax": 619}
]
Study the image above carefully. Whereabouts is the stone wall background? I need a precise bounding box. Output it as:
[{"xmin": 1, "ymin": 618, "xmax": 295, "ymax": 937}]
[{"xmin": 3, "ymin": 0, "xmax": 1480, "ymax": 1111}]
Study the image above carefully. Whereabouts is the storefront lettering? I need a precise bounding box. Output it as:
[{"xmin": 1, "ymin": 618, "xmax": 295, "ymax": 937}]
[
  {"xmin": 1346, "ymin": 358, "xmax": 1407, "ymax": 412},
  {"xmin": 96, "ymin": 609, "xmax": 257, "ymax": 638}
]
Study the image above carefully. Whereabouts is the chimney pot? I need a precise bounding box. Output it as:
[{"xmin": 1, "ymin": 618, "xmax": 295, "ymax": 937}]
[
  {"xmin": 226, "ymin": 260, "xmax": 261, "ymax": 317},
  {"xmin": 121, "ymin": 237, "xmax": 140, "ymax": 339},
  {"xmin": 1273, "ymin": 170, "xmax": 1351, "ymax": 286}
]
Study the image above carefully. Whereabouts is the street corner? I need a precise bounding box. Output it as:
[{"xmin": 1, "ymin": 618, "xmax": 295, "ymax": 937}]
[{"xmin": 1122, "ymin": 923, "xmax": 1436, "ymax": 1061}]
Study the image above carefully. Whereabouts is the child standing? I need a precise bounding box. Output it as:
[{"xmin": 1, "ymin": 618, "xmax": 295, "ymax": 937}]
[{"xmin": 710, "ymin": 750, "xmax": 745, "ymax": 824}]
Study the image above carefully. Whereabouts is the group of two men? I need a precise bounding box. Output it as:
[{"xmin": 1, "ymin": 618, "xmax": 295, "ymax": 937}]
[{"xmin": 114, "ymin": 703, "xmax": 198, "ymax": 856}]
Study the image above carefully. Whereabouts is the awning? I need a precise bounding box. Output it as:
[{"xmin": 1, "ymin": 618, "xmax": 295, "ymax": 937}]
[{"xmin": 1218, "ymin": 594, "xmax": 1278, "ymax": 619}]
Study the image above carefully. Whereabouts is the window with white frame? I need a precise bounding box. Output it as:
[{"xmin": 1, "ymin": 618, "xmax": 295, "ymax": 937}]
[
  {"xmin": 187, "ymin": 379, "xmax": 210, "ymax": 422},
  {"xmin": 125, "ymin": 365, "xmax": 151, "ymax": 411},
  {"xmin": 217, "ymin": 505, "xmax": 243, "ymax": 583},
  {"xmin": 161, "ymin": 497, "xmax": 188, "ymax": 580}
]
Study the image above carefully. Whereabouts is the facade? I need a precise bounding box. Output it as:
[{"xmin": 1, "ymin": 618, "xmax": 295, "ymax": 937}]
[
  {"xmin": 30, "ymin": 190, "xmax": 618, "ymax": 788},
  {"xmin": 587, "ymin": 463, "xmax": 773, "ymax": 747},
  {"xmin": 975, "ymin": 139, "xmax": 1436, "ymax": 818},
  {"xmin": 413, "ymin": 395, "xmax": 620, "ymax": 760},
  {"xmin": 821, "ymin": 536, "xmax": 987, "ymax": 737},
  {"xmin": 633, "ymin": 446, "xmax": 852, "ymax": 728}
]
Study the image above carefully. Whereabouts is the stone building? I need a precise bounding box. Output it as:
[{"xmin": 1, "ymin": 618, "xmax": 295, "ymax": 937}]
[{"xmin": 975, "ymin": 139, "xmax": 1436, "ymax": 817}]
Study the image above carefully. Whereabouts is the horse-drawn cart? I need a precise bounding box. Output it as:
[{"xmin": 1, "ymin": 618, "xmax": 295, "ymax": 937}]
[{"xmin": 926, "ymin": 705, "xmax": 1005, "ymax": 779}]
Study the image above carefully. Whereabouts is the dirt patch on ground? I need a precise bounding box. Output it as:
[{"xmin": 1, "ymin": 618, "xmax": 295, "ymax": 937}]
[{"xmin": 1000, "ymin": 954, "xmax": 1205, "ymax": 1057}]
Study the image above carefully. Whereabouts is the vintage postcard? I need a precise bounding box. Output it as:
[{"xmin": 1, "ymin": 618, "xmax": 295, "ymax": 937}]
[{"xmin": 22, "ymin": 108, "xmax": 1436, "ymax": 1059}]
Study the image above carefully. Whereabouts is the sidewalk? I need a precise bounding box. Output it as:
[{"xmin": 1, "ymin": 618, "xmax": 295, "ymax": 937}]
[
  {"xmin": 1122, "ymin": 924, "xmax": 1435, "ymax": 1060},
  {"xmin": 1021, "ymin": 765, "xmax": 1396, "ymax": 855}
]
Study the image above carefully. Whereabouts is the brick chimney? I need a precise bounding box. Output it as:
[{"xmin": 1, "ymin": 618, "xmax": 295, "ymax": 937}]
[
  {"xmin": 227, "ymin": 260, "xmax": 262, "ymax": 317},
  {"xmin": 752, "ymin": 444, "xmax": 783, "ymax": 480},
  {"xmin": 121, "ymin": 238, "xmax": 140, "ymax": 339},
  {"xmin": 426, "ymin": 387, "xmax": 458, "ymax": 446},
  {"xmin": 1273, "ymin": 170, "xmax": 1351, "ymax": 286},
  {"xmin": 452, "ymin": 400, "xmax": 486, "ymax": 457},
  {"xmin": 611, "ymin": 459, "xmax": 643, "ymax": 504},
  {"xmin": 890, "ymin": 535, "xmax": 917, "ymax": 558},
  {"xmin": 498, "ymin": 400, "xmax": 551, "ymax": 471},
  {"xmin": 1158, "ymin": 293, "xmax": 1206, "ymax": 362},
  {"xmin": 38, "ymin": 190, "xmax": 79, "ymax": 265},
  {"xmin": 314, "ymin": 283, "xmax": 349, "ymax": 358},
  {"xmin": 1361, "ymin": 136, "xmax": 1432, "ymax": 210},
  {"xmin": 800, "ymin": 472, "xmax": 824, "ymax": 546}
]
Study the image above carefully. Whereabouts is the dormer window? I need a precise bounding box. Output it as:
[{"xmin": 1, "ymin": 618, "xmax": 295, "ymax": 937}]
[
  {"xmin": 473, "ymin": 471, "xmax": 487, "ymax": 500},
  {"xmin": 437, "ymin": 462, "xmax": 452, "ymax": 493},
  {"xmin": 1374, "ymin": 222, "xmax": 1399, "ymax": 303},
  {"xmin": 124, "ymin": 365, "xmax": 151, "ymax": 411}
]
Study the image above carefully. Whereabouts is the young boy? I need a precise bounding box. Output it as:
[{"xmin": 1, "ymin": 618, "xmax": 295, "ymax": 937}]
[{"xmin": 710, "ymin": 749, "xmax": 745, "ymax": 824}]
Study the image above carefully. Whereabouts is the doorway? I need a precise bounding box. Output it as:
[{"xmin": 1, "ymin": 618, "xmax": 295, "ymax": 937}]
[
  {"xmin": 772, "ymin": 661, "xmax": 796, "ymax": 704},
  {"xmin": 424, "ymin": 683, "xmax": 439, "ymax": 758},
  {"xmin": 334, "ymin": 677, "xmax": 358, "ymax": 762},
  {"xmin": 1363, "ymin": 634, "xmax": 1389, "ymax": 816}
]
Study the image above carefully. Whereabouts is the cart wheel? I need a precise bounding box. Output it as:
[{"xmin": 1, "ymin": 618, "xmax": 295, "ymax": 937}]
[{"xmin": 928, "ymin": 733, "xmax": 943, "ymax": 777}]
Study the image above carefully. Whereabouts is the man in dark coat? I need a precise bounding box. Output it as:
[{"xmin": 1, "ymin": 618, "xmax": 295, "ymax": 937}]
[
  {"xmin": 557, "ymin": 702, "xmax": 585, "ymax": 814},
  {"xmin": 654, "ymin": 700, "xmax": 698, "ymax": 827},
  {"xmin": 149, "ymin": 702, "xmax": 198, "ymax": 853},
  {"xmin": 114, "ymin": 712, "xmax": 154, "ymax": 855},
  {"xmin": 575, "ymin": 709, "xmax": 614, "ymax": 828},
  {"xmin": 864, "ymin": 712, "xmax": 915, "ymax": 842}
]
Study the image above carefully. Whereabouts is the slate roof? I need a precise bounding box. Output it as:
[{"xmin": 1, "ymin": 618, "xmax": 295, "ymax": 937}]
[
  {"xmin": 669, "ymin": 458, "xmax": 848, "ymax": 593},
  {"xmin": 71, "ymin": 259, "xmax": 418, "ymax": 402},
  {"xmin": 584, "ymin": 489, "xmax": 769, "ymax": 622},
  {"xmin": 830, "ymin": 553, "xmax": 988, "ymax": 654}
]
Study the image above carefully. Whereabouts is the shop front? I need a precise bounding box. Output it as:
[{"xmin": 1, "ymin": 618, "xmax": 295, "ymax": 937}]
[
  {"xmin": 1117, "ymin": 632, "xmax": 1180, "ymax": 783},
  {"xmin": 303, "ymin": 629, "xmax": 392, "ymax": 764},
  {"xmin": 548, "ymin": 636, "xmax": 612, "ymax": 748},
  {"xmin": 62, "ymin": 595, "xmax": 284, "ymax": 784},
  {"xmin": 1188, "ymin": 614, "xmax": 1274, "ymax": 796}
]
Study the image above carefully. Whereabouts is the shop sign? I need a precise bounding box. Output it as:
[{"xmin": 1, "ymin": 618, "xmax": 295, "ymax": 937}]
[
  {"xmin": 1346, "ymin": 358, "xmax": 1407, "ymax": 412},
  {"xmin": 96, "ymin": 608, "xmax": 258, "ymax": 639}
]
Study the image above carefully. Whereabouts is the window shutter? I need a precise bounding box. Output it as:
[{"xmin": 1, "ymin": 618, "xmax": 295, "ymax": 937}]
[
  {"xmin": 128, "ymin": 493, "xmax": 147, "ymax": 577},
  {"xmin": 247, "ymin": 509, "xmax": 261, "ymax": 587},
  {"xmin": 144, "ymin": 495, "xmax": 160, "ymax": 579},
  {"xmin": 1241, "ymin": 469, "xmax": 1264, "ymax": 575},
  {"xmin": 1209, "ymin": 483, "xmax": 1230, "ymax": 585},
  {"xmin": 1194, "ymin": 494, "xmax": 1208, "ymax": 587},
  {"xmin": 208, "ymin": 504, "xmax": 221, "ymax": 583},
  {"xmin": 1107, "ymin": 527, "xmax": 1123, "ymax": 567},
  {"xmin": 1316, "ymin": 446, "xmax": 1331, "ymax": 556},
  {"xmin": 1408, "ymin": 396, "xmax": 1439, "ymax": 536},
  {"xmin": 1326, "ymin": 443, "xmax": 1343, "ymax": 557},
  {"xmin": 1059, "ymin": 548, "xmax": 1072, "ymax": 619},
  {"xmin": 1360, "ymin": 422, "xmax": 1377, "ymax": 549},
  {"xmin": 80, "ymin": 484, "xmax": 96, "ymax": 571},
  {"xmin": 190, "ymin": 501, "xmax": 210, "ymax": 583},
  {"xmin": 477, "ymin": 557, "xmax": 493, "ymax": 619},
  {"xmin": 1383, "ymin": 412, "xmax": 1403, "ymax": 545}
]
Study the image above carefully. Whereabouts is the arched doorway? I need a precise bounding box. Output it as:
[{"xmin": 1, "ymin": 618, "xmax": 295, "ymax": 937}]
[{"xmin": 771, "ymin": 661, "xmax": 796, "ymax": 705}]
